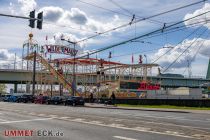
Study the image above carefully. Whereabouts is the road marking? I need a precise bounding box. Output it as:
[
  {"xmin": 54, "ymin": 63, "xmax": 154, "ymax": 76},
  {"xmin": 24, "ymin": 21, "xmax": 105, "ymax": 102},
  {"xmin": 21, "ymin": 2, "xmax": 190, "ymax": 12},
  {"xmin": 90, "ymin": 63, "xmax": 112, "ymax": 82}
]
[
  {"xmin": 89, "ymin": 121, "xmax": 102, "ymax": 124},
  {"xmin": 67, "ymin": 119, "xmax": 196, "ymax": 139},
  {"xmin": 72, "ymin": 118, "xmax": 85, "ymax": 122},
  {"xmin": 109, "ymin": 123, "xmax": 124, "ymax": 127},
  {"xmin": 28, "ymin": 112, "xmax": 36, "ymax": 115},
  {"xmin": 0, "ymin": 118, "xmax": 7, "ymax": 122},
  {"xmin": 60, "ymin": 117, "xmax": 71, "ymax": 119},
  {"xmin": 113, "ymin": 136, "xmax": 138, "ymax": 140},
  {"xmin": 38, "ymin": 114, "xmax": 46, "ymax": 117},
  {"xmin": 0, "ymin": 118, "xmax": 53, "ymax": 124}
]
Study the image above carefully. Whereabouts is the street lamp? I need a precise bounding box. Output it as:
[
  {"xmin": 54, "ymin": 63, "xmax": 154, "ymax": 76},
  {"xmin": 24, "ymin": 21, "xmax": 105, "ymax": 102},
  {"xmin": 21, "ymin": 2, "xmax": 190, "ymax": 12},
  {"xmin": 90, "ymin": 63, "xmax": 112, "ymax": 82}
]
[
  {"xmin": 144, "ymin": 54, "xmax": 147, "ymax": 64},
  {"xmin": 61, "ymin": 38, "xmax": 77, "ymax": 96}
]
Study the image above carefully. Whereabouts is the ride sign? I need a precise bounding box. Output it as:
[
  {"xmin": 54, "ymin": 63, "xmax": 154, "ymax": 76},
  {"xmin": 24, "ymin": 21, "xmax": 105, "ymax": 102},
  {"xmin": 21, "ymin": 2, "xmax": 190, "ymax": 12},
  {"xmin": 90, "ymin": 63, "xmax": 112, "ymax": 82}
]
[
  {"xmin": 137, "ymin": 82, "xmax": 160, "ymax": 90},
  {"xmin": 46, "ymin": 45, "xmax": 78, "ymax": 56}
]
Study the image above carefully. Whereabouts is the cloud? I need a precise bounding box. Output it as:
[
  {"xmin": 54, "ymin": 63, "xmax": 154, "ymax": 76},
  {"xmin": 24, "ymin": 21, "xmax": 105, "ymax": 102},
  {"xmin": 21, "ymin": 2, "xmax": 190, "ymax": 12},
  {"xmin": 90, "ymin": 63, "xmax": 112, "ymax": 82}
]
[
  {"xmin": 184, "ymin": 3, "xmax": 210, "ymax": 29},
  {"xmin": 8, "ymin": 0, "xmax": 37, "ymax": 16},
  {"xmin": 39, "ymin": 6, "xmax": 124, "ymax": 34},
  {"xmin": 66, "ymin": 8, "xmax": 88, "ymax": 25},
  {"xmin": 151, "ymin": 38, "xmax": 210, "ymax": 69},
  {"xmin": 0, "ymin": 49, "xmax": 21, "ymax": 69},
  {"xmin": 18, "ymin": 0, "xmax": 37, "ymax": 16},
  {"xmin": 40, "ymin": 6, "xmax": 64, "ymax": 22}
]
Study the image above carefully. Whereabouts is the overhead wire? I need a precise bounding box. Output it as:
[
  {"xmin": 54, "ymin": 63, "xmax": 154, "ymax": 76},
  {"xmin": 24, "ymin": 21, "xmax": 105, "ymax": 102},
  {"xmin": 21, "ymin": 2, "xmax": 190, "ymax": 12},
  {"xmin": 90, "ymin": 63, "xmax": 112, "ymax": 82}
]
[
  {"xmin": 151, "ymin": 26, "xmax": 203, "ymax": 64},
  {"xmin": 75, "ymin": 0, "xmax": 207, "ymax": 44},
  {"xmin": 162, "ymin": 28, "xmax": 208, "ymax": 73},
  {"xmin": 76, "ymin": 0, "xmax": 162, "ymax": 25},
  {"xmin": 76, "ymin": 10, "xmax": 210, "ymax": 59},
  {"xmin": 108, "ymin": 0, "xmax": 162, "ymax": 24}
]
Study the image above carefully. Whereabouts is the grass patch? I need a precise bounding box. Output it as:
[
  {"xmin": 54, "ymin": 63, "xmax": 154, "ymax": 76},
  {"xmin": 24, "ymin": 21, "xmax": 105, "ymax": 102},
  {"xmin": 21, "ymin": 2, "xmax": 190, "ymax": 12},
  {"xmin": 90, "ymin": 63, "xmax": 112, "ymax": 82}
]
[{"xmin": 117, "ymin": 104, "xmax": 210, "ymax": 110}]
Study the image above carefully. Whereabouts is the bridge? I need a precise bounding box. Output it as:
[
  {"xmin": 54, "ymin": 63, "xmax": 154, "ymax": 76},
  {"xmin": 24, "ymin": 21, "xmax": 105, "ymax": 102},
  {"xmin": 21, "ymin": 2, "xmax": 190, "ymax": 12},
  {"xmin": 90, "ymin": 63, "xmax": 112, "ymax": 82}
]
[{"xmin": 0, "ymin": 69, "xmax": 209, "ymax": 93}]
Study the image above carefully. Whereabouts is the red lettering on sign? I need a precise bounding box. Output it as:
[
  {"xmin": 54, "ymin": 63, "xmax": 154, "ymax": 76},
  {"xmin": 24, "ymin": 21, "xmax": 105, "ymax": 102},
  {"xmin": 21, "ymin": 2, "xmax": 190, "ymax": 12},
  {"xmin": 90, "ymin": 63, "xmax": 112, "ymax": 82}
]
[{"xmin": 138, "ymin": 82, "xmax": 160, "ymax": 90}]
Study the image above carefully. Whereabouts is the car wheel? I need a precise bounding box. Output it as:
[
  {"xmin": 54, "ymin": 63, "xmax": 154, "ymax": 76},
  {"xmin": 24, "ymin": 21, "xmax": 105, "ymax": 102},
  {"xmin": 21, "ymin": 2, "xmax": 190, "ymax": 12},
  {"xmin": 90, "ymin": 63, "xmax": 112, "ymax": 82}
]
[{"xmin": 72, "ymin": 102, "xmax": 76, "ymax": 106}]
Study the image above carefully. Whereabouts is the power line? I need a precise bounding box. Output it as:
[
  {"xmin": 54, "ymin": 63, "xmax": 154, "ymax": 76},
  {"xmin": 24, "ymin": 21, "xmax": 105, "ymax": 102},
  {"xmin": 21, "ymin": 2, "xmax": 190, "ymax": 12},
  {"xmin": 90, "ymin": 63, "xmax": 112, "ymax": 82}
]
[
  {"xmin": 76, "ymin": 0, "xmax": 207, "ymax": 43},
  {"xmin": 44, "ymin": 21, "xmax": 99, "ymax": 34},
  {"xmin": 151, "ymin": 26, "xmax": 203, "ymax": 64},
  {"xmin": 108, "ymin": 0, "xmax": 162, "ymax": 24},
  {"xmin": 163, "ymin": 29, "xmax": 208, "ymax": 73},
  {"xmin": 182, "ymin": 38, "xmax": 207, "ymax": 75},
  {"xmin": 76, "ymin": 10, "xmax": 210, "ymax": 59},
  {"xmin": 101, "ymin": 20, "xmax": 209, "ymax": 61}
]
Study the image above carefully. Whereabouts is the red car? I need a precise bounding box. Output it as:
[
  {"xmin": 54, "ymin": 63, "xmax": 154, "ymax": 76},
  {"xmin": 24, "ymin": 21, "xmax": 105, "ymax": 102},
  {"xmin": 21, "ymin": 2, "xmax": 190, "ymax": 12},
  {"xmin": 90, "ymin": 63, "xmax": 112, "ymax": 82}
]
[{"xmin": 34, "ymin": 95, "xmax": 49, "ymax": 104}]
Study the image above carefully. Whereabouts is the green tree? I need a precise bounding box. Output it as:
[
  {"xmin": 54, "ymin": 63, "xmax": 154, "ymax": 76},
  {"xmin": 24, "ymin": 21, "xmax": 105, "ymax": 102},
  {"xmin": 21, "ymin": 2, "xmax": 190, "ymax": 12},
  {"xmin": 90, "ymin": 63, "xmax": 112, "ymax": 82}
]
[{"xmin": 0, "ymin": 84, "xmax": 7, "ymax": 93}]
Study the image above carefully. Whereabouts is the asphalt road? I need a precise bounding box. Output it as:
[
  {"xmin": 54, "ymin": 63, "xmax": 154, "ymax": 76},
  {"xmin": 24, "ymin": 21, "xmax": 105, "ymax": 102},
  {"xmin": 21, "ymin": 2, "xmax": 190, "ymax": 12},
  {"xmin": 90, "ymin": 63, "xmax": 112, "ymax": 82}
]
[{"xmin": 0, "ymin": 102, "xmax": 209, "ymax": 140}]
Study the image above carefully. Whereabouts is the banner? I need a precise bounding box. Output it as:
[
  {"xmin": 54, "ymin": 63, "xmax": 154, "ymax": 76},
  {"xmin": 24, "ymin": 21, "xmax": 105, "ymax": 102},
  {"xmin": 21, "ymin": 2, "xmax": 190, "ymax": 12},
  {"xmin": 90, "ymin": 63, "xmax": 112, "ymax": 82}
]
[{"xmin": 46, "ymin": 45, "xmax": 78, "ymax": 56}]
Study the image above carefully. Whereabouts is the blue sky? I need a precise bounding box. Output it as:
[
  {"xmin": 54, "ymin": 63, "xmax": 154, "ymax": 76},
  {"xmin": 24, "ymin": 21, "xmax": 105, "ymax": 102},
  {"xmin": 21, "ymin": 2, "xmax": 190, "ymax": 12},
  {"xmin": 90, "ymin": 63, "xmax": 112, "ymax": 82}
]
[{"xmin": 0, "ymin": 0, "xmax": 210, "ymax": 77}]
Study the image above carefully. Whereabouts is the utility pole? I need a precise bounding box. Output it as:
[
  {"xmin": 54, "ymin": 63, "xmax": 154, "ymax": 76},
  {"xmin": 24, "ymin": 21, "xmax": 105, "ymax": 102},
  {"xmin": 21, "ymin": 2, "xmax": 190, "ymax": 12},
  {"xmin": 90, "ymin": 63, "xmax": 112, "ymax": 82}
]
[
  {"xmin": 14, "ymin": 53, "xmax": 16, "ymax": 70},
  {"xmin": 32, "ymin": 51, "xmax": 36, "ymax": 95}
]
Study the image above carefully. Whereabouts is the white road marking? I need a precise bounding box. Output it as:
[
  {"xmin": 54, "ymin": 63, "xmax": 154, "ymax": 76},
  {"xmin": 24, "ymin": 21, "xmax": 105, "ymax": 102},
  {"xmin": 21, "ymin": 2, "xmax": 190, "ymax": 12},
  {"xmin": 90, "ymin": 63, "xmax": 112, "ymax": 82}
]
[
  {"xmin": 67, "ymin": 119, "xmax": 196, "ymax": 139},
  {"xmin": 0, "ymin": 118, "xmax": 53, "ymax": 124},
  {"xmin": 108, "ymin": 123, "xmax": 124, "ymax": 127},
  {"xmin": 113, "ymin": 136, "xmax": 138, "ymax": 140},
  {"xmin": 72, "ymin": 118, "xmax": 85, "ymax": 122},
  {"xmin": 0, "ymin": 118, "xmax": 7, "ymax": 122},
  {"xmin": 89, "ymin": 121, "xmax": 102, "ymax": 124},
  {"xmin": 60, "ymin": 117, "xmax": 71, "ymax": 119},
  {"xmin": 38, "ymin": 114, "xmax": 47, "ymax": 117},
  {"xmin": 28, "ymin": 112, "xmax": 36, "ymax": 115}
]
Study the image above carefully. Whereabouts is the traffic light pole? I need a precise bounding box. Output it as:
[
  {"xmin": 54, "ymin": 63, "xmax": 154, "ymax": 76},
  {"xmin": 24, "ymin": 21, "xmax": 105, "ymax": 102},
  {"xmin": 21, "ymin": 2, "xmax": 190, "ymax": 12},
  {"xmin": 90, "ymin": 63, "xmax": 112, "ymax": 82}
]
[
  {"xmin": 0, "ymin": 13, "xmax": 39, "ymax": 20},
  {"xmin": 32, "ymin": 51, "xmax": 36, "ymax": 95}
]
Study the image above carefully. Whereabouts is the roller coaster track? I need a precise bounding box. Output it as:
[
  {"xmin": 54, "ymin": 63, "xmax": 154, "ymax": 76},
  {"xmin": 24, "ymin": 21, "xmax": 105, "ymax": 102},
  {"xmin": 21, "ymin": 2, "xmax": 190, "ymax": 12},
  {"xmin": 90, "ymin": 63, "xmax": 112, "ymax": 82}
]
[{"xmin": 25, "ymin": 53, "xmax": 73, "ymax": 93}]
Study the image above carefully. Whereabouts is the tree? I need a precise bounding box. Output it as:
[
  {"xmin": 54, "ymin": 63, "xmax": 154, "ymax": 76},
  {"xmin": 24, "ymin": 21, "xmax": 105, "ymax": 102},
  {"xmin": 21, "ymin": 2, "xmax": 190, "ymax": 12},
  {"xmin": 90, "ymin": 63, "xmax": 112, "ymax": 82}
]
[{"xmin": 0, "ymin": 84, "xmax": 7, "ymax": 93}]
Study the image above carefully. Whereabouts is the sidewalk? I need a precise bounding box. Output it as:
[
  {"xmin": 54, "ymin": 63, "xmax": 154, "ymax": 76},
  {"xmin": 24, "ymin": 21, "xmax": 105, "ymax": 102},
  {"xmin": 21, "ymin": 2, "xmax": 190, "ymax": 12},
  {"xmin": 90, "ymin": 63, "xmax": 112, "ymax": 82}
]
[{"xmin": 85, "ymin": 103, "xmax": 210, "ymax": 114}]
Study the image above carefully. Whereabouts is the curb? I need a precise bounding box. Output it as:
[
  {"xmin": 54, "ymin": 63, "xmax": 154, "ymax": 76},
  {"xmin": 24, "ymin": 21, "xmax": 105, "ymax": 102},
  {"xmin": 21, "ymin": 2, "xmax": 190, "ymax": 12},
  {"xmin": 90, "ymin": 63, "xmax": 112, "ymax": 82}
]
[{"xmin": 84, "ymin": 105, "xmax": 190, "ymax": 113}]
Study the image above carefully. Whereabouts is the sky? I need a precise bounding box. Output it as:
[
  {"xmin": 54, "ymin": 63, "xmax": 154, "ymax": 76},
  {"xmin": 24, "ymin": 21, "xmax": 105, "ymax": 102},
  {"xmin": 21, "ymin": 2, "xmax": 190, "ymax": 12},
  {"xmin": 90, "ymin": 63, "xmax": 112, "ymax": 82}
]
[{"xmin": 0, "ymin": 0, "xmax": 210, "ymax": 78}]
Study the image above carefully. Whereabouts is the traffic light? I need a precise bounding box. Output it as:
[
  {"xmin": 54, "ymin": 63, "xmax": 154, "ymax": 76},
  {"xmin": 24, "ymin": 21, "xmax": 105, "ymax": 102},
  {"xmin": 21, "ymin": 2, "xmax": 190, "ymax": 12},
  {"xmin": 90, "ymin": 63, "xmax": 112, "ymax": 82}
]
[
  {"xmin": 29, "ymin": 10, "xmax": 35, "ymax": 28},
  {"xmin": 37, "ymin": 12, "xmax": 43, "ymax": 30}
]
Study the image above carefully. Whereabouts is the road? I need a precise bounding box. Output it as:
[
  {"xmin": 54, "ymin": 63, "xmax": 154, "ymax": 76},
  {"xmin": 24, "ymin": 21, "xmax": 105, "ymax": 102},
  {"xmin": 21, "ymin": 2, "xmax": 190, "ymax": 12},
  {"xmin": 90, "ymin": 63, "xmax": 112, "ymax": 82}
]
[{"xmin": 0, "ymin": 102, "xmax": 209, "ymax": 140}]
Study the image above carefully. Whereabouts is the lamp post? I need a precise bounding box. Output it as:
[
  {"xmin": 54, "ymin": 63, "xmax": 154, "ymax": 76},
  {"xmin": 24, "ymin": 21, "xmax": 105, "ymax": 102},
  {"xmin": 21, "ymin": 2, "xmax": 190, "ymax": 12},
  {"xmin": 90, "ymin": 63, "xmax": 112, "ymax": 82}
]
[
  {"xmin": 144, "ymin": 54, "xmax": 147, "ymax": 64},
  {"xmin": 61, "ymin": 38, "xmax": 77, "ymax": 96}
]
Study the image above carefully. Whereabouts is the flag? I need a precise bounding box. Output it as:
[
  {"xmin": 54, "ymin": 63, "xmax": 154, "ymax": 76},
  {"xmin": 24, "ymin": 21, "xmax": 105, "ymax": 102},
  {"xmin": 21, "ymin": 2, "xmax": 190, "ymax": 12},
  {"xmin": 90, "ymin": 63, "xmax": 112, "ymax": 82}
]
[
  {"xmin": 46, "ymin": 35, "xmax": 48, "ymax": 41},
  {"xmin": 132, "ymin": 54, "xmax": 134, "ymax": 64}
]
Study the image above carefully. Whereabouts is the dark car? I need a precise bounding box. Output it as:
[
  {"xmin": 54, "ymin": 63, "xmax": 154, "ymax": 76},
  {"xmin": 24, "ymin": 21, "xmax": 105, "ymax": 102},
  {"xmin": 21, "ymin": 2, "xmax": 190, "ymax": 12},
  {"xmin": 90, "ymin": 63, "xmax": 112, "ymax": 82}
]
[
  {"xmin": 47, "ymin": 96, "xmax": 65, "ymax": 105},
  {"xmin": 64, "ymin": 96, "xmax": 85, "ymax": 106},
  {"xmin": 3, "ymin": 95, "xmax": 11, "ymax": 102},
  {"xmin": 17, "ymin": 95, "xmax": 35, "ymax": 103},
  {"xmin": 34, "ymin": 95, "xmax": 49, "ymax": 104}
]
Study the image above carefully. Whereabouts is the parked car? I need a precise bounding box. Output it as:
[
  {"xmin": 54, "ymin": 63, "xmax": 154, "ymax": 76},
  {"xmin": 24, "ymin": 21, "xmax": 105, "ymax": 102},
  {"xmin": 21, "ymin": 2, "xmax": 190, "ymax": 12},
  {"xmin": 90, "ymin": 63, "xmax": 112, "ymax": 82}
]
[
  {"xmin": 47, "ymin": 96, "xmax": 65, "ymax": 105},
  {"xmin": 64, "ymin": 96, "xmax": 85, "ymax": 106},
  {"xmin": 3, "ymin": 95, "xmax": 11, "ymax": 102},
  {"xmin": 7, "ymin": 95, "xmax": 21, "ymax": 102},
  {"xmin": 17, "ymin": 95, "xmax": 35, "ymax": 103},
  {"xmin": 34, "ymin": 95, "xmax": 49, "ymax": 104}
]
